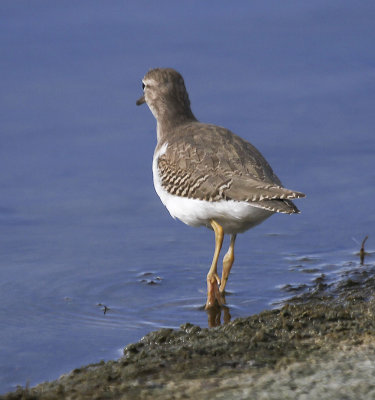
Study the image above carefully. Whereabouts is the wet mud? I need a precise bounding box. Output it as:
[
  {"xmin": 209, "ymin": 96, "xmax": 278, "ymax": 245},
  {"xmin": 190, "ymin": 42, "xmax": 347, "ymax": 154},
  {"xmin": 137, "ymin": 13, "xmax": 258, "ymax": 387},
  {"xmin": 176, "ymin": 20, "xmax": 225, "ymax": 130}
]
[{"xmin": 2, "ymin": 252, "xmax": 375, "ymax": 400}]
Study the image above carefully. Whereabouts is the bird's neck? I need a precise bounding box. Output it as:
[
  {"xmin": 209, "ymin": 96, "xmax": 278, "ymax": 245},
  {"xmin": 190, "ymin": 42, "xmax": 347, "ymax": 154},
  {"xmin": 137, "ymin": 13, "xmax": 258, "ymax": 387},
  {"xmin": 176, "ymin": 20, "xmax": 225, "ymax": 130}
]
[{"xmin": 156, "ymin": 111, "xmax": 197, "ymax": 142}]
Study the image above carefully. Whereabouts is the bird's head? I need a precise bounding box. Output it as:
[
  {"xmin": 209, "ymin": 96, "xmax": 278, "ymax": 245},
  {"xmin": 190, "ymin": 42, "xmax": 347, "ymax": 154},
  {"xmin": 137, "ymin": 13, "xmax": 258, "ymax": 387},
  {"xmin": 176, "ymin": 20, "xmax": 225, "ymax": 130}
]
[{"xmin": 136, "ymin": 68, "xmax": 195, "ymax": 123}]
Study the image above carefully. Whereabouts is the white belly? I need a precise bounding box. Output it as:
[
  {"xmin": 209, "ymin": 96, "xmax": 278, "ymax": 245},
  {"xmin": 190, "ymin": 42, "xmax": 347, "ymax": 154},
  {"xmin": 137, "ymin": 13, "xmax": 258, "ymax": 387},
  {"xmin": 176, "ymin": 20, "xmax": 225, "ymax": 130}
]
[{"xmin": 152, "ymin": 143, "xmax": 273, "ymax": 235}]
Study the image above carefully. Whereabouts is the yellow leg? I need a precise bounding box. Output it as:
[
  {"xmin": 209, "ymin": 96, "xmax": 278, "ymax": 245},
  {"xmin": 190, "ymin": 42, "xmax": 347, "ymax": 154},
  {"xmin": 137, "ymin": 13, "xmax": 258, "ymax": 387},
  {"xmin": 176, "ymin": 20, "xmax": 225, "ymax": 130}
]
[
  {"xmin": 220, "ymin": 234, "xmax": 236, "ymax": 293},
  {"xmin": 205, "ymin": 219, "xmax": 224, "ymax": 309}
]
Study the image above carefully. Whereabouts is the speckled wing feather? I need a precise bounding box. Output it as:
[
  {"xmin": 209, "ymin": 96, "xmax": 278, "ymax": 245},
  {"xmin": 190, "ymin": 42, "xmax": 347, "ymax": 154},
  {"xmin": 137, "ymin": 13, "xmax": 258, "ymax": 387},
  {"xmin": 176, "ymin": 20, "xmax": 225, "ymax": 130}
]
[{"xmin": 157, "ymin": 122, "xmax": 305, "ymax": 213}]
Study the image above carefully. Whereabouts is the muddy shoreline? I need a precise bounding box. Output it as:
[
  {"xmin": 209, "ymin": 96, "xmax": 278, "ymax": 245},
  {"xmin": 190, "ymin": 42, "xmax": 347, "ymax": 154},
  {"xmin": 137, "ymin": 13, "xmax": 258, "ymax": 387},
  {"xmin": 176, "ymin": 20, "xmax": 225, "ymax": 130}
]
[{"xmin": 2, "ymin": 259, "xmax": 375, "ymax": 400}]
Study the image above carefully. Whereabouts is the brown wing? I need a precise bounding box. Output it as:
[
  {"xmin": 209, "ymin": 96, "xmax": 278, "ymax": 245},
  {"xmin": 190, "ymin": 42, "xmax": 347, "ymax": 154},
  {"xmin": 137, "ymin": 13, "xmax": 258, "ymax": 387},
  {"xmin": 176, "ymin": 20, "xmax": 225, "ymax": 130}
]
[{"xmin": 156, "ymin": 122, "xmax": 305, "ymax": 213}]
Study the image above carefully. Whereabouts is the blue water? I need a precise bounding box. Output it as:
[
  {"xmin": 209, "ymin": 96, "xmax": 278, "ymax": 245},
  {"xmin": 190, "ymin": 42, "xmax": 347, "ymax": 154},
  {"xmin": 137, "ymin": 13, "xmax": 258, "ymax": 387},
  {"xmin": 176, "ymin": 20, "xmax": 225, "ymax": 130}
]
[{"xmin": 1, "ymin": 0, "xmax": 375, "ymax": 393}]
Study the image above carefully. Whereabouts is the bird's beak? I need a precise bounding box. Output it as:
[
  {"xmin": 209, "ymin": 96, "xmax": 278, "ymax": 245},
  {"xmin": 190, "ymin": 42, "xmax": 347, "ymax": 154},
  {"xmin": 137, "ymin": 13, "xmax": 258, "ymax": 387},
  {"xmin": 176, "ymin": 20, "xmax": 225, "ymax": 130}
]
[{"xmin": 136, "ymin": 95, "xmax": 145, "ymax": 106}]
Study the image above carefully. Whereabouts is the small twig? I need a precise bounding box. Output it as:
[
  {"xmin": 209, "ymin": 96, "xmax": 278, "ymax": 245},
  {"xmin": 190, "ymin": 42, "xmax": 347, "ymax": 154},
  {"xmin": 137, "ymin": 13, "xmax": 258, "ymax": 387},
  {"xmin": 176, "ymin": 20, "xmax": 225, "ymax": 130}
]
[
  {"xmin": 360, "ymin": 235, "xmax": 369, "ymax": 265},
  {"xmin": 97, "ymin": 303, "xmax": 110, "ymax": 315}
]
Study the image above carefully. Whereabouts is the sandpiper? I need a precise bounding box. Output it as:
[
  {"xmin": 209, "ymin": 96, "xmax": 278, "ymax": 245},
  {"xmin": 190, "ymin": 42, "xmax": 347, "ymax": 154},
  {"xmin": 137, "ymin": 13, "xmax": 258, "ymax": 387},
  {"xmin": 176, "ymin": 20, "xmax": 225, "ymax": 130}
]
[{"xmin": 136, "ymin": 68, "xmax": 305, "ymax": 309}]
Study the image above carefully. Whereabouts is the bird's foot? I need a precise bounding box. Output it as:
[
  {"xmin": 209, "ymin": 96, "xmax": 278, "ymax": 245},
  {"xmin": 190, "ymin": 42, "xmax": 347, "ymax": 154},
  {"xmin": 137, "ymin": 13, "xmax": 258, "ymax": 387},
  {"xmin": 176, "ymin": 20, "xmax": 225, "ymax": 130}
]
[
  {"xmin": 219, "ymin": 279, "xmax": 228, "ymax": 294},
  {"xmin": 208, "ymin": 272, "xmax": 221, "ymax": 286},
  {"xmin": 205, "ymin": 273, "xmax": 225, "ymax": 309}
]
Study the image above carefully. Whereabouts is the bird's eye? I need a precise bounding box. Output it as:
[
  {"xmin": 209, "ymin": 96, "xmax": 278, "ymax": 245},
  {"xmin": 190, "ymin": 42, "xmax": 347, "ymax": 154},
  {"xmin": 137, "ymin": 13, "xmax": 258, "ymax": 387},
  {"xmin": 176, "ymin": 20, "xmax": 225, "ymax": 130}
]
[{"xmin": 142, "ymin": 83, "xmax": 145, "ymax": 90}]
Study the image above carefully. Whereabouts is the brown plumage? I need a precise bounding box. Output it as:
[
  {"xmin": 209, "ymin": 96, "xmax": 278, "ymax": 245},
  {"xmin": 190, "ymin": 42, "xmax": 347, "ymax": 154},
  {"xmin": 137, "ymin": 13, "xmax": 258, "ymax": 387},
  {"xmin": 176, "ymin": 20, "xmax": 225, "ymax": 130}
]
[
  {"xmin": 157, "ymin": 122, "xmax": 304, "ymax": 213},
  {"xmin": 136, "ymin": 67, "xmax": 305, "ymax": 310}
]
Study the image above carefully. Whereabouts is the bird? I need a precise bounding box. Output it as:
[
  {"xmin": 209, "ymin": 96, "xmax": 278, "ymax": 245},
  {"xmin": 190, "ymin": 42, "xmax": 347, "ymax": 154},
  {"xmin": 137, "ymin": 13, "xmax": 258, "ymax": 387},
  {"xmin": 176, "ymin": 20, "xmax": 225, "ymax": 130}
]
[{"xmin": 136, "ymin": 68, "xmax": 305, "ymax": 309}]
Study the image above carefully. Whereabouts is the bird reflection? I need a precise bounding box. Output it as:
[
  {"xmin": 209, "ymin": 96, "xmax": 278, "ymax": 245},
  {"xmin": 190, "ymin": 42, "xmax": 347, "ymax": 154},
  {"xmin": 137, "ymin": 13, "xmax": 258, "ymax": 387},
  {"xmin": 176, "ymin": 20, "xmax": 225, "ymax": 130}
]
[{"xmin": 205, "ymin": 294, "xmax": 231, "ymax": 327}]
